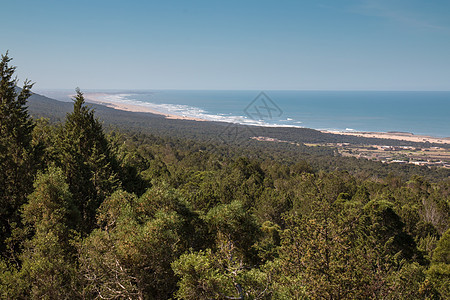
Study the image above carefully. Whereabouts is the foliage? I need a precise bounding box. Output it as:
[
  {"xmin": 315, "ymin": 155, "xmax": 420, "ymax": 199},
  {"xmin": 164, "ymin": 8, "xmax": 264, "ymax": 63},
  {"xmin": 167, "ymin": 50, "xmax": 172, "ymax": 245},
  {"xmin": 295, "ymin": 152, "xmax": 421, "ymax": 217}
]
[
  {"xmin": 0, "ymin": 52, "xmax": 37, "ymax": 254},
  {"xmin": 57, "ymin": 89, "xmax": 120, "ymax": 233},
  {"xmin": 2, "ymin": 167, "xmax": 80, "ymax": 299},
  {"xmin": 1, "ymin": 52, "xmax": 449, "ymax": 299},
  {"xmin": 172, "ymin": 247, "xmax": 270, "ymax": 300},
  {"xmin": 428, "ymin": 229, "xmax": 450, "ymax": 298}
]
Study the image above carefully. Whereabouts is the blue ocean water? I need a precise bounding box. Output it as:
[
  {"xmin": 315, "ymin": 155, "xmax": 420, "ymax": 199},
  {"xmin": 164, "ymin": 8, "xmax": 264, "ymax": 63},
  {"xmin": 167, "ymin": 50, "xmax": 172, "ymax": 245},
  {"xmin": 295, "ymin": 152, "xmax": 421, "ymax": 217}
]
[{"xmin": 97, "ymin": 90, "xmax": 450, "ymax": 138}]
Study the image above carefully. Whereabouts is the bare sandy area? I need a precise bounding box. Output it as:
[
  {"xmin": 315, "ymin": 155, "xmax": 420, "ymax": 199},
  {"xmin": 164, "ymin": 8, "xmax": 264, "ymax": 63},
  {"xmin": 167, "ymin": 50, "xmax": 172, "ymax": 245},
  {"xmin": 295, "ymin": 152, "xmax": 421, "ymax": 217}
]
[
  {"xmin": 79, "ymin": 93, "xmax": 449, "ymax": 144},
  {"xmin": 83, "ymin": 93, "xmax": 205, "ymax": 122},
  {"xmin": 321, "ymin": 130, "xmax": 450, "ymax": 145}
]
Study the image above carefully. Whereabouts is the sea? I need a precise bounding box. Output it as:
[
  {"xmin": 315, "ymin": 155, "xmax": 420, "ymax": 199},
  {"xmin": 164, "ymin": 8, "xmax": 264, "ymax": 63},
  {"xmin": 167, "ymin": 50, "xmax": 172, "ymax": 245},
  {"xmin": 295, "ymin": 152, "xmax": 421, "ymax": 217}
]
[{"xmin": 40, "ymin": 90, "xmax": 450, "ymax": 138}]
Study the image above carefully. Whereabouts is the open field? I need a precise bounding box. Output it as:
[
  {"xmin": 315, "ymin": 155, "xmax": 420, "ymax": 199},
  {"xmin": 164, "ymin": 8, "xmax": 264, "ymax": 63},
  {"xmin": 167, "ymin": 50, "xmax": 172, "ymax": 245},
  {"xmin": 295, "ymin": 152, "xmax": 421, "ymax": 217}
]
[
  {"xmin": 306, "ymin": 143, "xmax": 450, "ymax": 168},
  {"xmin": 321, "ymin": 130, "xmax": 450, "ymax": 145},
  {"xmin": 252, "ymin": 137, "xmax": 450, "ymax": 169}
]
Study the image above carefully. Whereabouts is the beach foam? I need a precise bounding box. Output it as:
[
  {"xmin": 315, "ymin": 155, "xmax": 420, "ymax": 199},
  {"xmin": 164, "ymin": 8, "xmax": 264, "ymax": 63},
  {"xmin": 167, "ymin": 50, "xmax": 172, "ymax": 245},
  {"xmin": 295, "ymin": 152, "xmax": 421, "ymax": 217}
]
[
  {"xmin": 74, "ymin": 90, "xmax": 450, "ymax": 138},
  {"xmin": 85, "ymin": 93, "xmax": 304, "ymax": 128}
]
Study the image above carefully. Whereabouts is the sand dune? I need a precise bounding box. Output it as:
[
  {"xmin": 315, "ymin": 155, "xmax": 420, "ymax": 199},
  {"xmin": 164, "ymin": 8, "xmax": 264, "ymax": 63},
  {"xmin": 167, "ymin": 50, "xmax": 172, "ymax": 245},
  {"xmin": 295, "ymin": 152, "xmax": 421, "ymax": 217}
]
[{"xmin": 321, "ymin": 130, "xmax": 450, "ymax": 145}]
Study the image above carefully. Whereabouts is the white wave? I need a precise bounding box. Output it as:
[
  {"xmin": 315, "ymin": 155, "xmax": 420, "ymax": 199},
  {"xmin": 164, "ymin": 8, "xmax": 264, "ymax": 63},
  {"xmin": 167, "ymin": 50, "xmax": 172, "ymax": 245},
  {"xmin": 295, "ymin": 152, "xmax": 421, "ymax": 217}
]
[
  {"xmin": 102, "ymin": 94, "xmax": 133, "ymax": 102},
  {"xmin": 321, "ymin": 128, "xmax": 366, "ymax": 133},
  {"xmin": 93, "ymin": 93, "xmax": 304, "ymax": 128}
]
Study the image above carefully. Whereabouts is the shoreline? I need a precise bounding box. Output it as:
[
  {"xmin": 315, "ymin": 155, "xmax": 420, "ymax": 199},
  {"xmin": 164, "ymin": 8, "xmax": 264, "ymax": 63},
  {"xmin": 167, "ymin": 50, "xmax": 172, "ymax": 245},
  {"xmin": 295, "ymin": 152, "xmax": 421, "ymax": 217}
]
[
  {"xmin": 83, "ymin": 92, "xmax": 449, "ymax": 145},
  {"xmin": 83, "ymin": 93, "xmax": 206, "ymax": 122},
  {"xmin": 321, "ymin": 130, "xmax": 450, "ymax": 145}
]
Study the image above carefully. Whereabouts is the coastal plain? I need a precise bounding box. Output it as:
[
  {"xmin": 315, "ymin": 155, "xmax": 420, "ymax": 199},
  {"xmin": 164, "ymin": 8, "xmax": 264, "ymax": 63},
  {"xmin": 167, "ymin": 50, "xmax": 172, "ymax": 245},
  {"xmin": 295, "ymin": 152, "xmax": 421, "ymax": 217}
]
[
  {"xmin": 81, "ymin": 92, "xmax": 450, "ymax": 169},
  {"xmin": 83, "ymin": 92, "xmax": 449, "ymax": 144}
]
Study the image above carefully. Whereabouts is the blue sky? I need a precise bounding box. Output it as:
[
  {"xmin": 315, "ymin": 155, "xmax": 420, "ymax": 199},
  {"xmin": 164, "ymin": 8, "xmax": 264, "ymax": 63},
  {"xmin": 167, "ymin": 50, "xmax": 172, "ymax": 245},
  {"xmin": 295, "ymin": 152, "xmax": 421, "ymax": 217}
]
[{"xmin": 2, "ymin": 0, "xmax": 450, "ymax": 90}]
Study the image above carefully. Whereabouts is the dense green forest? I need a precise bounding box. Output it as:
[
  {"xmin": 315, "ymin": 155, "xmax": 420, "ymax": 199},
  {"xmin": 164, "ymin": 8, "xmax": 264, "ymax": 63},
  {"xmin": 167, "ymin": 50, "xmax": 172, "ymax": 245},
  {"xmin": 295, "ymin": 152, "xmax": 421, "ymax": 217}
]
[{"xmin": 1, "ymin": 53, "xmax": 449, "ymax": 299}]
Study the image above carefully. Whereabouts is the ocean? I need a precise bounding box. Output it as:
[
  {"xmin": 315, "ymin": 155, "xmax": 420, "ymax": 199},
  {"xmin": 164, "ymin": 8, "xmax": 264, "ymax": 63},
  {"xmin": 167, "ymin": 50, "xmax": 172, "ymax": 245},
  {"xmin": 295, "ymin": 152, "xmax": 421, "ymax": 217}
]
[{"xmin": 40, "ymin": 90, "xmax": 450, "ymax": 138}]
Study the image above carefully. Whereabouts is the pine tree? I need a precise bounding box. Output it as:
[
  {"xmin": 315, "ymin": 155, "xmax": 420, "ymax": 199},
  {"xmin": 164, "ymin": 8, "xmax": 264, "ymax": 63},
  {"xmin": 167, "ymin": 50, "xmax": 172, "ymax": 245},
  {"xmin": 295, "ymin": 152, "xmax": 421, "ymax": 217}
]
[
  {"xmin": 0, "ymin": 52, "xmax": 36, "ymax": 254},
  {"xmin": 58, "ymin": 89, "xmax": 120, "ymax": 233},
  {"xmin": 428, "ymin": 229, "xmax": 450, "ymax": 298},
  {"xmin": 18, "ymin": 167, "xmax": 80, "ymax": 299}
]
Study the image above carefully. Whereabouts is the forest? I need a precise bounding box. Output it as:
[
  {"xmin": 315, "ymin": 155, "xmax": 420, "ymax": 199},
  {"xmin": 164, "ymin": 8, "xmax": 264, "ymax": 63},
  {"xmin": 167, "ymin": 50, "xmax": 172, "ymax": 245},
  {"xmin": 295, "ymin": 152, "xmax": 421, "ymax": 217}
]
[{"xmin": 1, "ymin": 53, "xmax": 449, "ymax": 299}]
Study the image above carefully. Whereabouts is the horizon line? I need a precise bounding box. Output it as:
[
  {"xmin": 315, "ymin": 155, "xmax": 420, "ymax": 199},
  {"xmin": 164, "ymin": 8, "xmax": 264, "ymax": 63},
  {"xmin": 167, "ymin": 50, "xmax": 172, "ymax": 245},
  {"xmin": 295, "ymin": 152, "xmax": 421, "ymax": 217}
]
[{"xmin": 34, "ymin": 88, "xmax": 450, "ymax": 92}]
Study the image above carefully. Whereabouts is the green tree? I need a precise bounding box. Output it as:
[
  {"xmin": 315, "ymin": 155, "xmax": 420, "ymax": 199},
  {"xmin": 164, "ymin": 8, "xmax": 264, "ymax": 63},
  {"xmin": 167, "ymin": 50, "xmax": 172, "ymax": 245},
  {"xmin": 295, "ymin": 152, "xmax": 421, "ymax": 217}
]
[
  {"xmin": 0, "ymin": 52, "xmax": 37, "ymax": 254},
  {"xmin": 79, "ymin": 187, "xmax": 202, "ymax": 299},
  {"xmin": 204, "ymin": 200, "xmax": 260, "ymax": 263},
  {"xmin": 58, "ymin": 89, "xmax": 120, "ymax": 233},
  {"xmin": 12, "ymin": 167, "xmax": 79, "ymax": 299},
  {"xmin": 172, "ymin": 247, "xmax": 270, "ymax": 300},
  {"xmin": 388, "ymin": 262, "xmax": 437, "ymax": 299},
  {"xmin": 362, "ymin": 199, "xmax": 424, "ymax": 263},
  {"xmin": 274, "ymin": 200, "xmax": 382, "ymax": 299},
  {"xmin": 428, "ymin": 228, "xmax": 450, "ymax": 298},
  {"xmin": 31, "ymin": 118, "xmax": 59, "ymax": 170}
]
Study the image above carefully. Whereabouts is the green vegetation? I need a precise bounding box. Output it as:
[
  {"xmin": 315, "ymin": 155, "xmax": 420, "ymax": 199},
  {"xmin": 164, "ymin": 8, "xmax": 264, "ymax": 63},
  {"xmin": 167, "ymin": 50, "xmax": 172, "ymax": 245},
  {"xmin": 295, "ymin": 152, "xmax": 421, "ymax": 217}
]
[{"xmin": 1, "ymin": 53, "xmax": 449, "ymax": 299}]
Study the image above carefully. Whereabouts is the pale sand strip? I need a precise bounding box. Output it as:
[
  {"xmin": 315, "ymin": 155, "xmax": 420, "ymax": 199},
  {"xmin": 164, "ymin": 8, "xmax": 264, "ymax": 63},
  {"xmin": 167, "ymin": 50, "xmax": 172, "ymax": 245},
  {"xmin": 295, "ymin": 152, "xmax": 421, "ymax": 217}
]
[
  {"xmin": 81, "ymin": 93, "xmax": 448, "ymax": 144},
  {"xmin": 83, "ymin": 93, "xmax": 205, "ymax": 122},
  {"xmin": 321, "ymin": 130, "xmax": 450, "ymax": 145}
]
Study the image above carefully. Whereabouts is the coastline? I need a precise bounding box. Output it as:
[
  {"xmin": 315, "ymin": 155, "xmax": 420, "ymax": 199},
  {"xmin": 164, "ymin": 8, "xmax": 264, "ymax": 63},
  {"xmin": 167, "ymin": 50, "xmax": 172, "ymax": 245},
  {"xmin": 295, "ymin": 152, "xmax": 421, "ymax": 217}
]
[
  {"xmin": 321, "ymin": 130, "xmax": 450, "ymax": 145},
  {"xmin": 83, "ymin": 92, "xmax": 449, "ymax": 145},
  {"xmin": 83, "ymin": 93, "xmax": 206, "ymax": 122}
]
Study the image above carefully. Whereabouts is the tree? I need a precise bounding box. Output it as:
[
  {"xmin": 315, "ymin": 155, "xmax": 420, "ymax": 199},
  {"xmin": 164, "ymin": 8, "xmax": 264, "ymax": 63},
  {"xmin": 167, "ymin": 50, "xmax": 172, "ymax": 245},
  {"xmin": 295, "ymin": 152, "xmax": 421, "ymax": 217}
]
[
  {"xmin": 79, "ymin": 186, "xmax": 203, "ymax": 299},
  {"xmin": 4, "ymin": 167, "xmax": 80, "ymax": 299},
  {"xmin": 172, "ymin": 248, "xmax": 270, "ymax": 300},
  {"xmin": 57, "ymin": 89, "xmax": 120, "ymax": 233},
  {"xmin": 362, "ymin": 199, "xmax": 424, "ymax": 263},
  {"xmin": 204, "ymin": 200, "xmax": 260, "ymax": 263},
  {"xmin": 171, "ymin": 200, "xmax": 268, "ymax": 299},
  {"xmin": 274, "ymin": 200, "xmax": 382, "ymax": 299},
  {"xmin": 0, "ymin": 52, "xmax": 36, "ymax": 254},
  {"xmin": 428, "ymin": 229, "xmax": 450, "ymax": 298},
  {"xmin": 270, "ymin": 186, "xmax": 428, "ymax": 299}
]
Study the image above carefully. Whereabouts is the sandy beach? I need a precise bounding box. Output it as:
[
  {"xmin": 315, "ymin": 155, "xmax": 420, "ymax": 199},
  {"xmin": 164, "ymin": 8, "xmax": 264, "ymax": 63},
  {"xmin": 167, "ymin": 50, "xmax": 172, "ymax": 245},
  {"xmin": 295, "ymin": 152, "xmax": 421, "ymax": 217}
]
[
  {"xmin": 83, "ymin": 93, "xmax": 206, "ymax": 122},
  {"xmin": 83, "ymin": 93, "xmax": 449, "ymax": 145},
  {"xmin": 321, "ymin": 130, "xmax": 450, "ymax": 145}
]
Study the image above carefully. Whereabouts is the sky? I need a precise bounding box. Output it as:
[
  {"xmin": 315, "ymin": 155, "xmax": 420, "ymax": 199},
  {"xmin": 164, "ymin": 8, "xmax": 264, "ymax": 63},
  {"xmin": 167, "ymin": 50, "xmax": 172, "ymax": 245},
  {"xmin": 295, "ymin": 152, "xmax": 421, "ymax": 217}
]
[{"xmin": 1, "ymin": 0, "xmax": 450, "ymax": 90}]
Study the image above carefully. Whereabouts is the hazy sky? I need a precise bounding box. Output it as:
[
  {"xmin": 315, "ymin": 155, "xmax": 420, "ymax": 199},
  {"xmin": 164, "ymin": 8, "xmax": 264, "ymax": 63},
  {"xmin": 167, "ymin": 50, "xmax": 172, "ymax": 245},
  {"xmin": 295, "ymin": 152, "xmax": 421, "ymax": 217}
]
[{"xmin": 2, "ymin": 0, "xmax": 450, "ymax": 90}]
